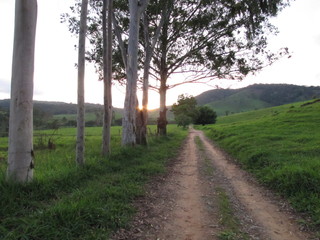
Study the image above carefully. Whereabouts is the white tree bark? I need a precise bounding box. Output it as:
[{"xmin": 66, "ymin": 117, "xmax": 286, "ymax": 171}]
[
  {"xmin": 102, "ymin": 0, "xmax": 113, "ymax": 155},
  {"xmin": 7, "ymin": 0, "xmax": 37, "ymax": 183},
  {"xmin": 122, "ymin": 0, "xmax": 149, "ymax": 146},
  {"xmin": 76, "ymin": 0, "xmax": 88, "ymax": 165}
]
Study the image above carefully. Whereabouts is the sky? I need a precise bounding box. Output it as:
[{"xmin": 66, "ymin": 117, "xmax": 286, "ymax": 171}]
[{"xmin": 0, "ymin": 0, "xmax": 320, "ymax": 109}]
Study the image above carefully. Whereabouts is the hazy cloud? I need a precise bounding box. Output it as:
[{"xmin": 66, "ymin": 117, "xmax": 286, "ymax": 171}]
[
  {"xmin": 314, "ymin": 35, "xmax": 320, "ymax": 46},
  {"xmin": 0, "ymin": 79, "xmax": 10, "ymax": 94}
]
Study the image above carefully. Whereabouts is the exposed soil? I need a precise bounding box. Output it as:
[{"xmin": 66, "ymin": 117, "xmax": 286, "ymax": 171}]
[{"xmin": 111, "ymin": 129, "xmax": 314, "ymax": 240}]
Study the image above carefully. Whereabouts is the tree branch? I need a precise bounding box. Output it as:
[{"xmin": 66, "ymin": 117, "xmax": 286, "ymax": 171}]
[{"xmin": 112, "ymin": 12, "xmax": 127, "ymax": 69}]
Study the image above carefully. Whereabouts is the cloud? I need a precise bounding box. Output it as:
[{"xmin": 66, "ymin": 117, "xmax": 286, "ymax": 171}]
[
  {"xmin": 0, "ymin": 78, "xmax": 10, "ymax": 94},
  {"xmin": 314, "ymin": 35, "xmax": 320, "ymax": 46},
  {"xmin": 0, "ymin": 79, "xmax": 46, "ymax": 101}
]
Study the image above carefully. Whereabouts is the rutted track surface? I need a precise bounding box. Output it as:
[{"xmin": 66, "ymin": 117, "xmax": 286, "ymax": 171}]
[{"xmin": 112, "ymin": 129, "xmax": 311, "ymax": 240}]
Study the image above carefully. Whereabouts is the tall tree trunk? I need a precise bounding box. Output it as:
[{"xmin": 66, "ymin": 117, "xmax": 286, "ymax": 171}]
[
  {"xmin": 135, "ymin": 98, "xmax": 145, "ymax": 145},
  {"xmin": 122, "ymin": 0, "xmax": 148, "ymax": 146},
  {"xmin": 157, "ymin": 17, "xmax": 169, "ymax": 136},
  {"xmin": 136, "ymin": 59, "xmax": 149, "ymax": 145},
  {"xmin": 76, "ymin": 0, "xmax": 88, "ymax": 165},
  {"xmin": 157, "ymin": 73, "xmax": 168, "ymax": 135},
  {"xmin": 102, "ymin": 0, "xmax": 113, "ymax": 155},
  {"xmin": 135, "ymin": 55, "xmax": 150, "ymax": 145},
  {"xmin": 137, "ymin": 10, "xmax": 165, "ymax": 144},
  {"xmin": 136, "ymin": 14, "xmax": 151, "ymax": 145},
  {"xmin": 7, "ymin": 0, "xmax": 37, "ymax": 183}
]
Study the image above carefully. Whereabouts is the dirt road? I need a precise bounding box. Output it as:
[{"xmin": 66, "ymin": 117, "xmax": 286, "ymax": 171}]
[{"xmin": 112, "ymin": 129, "xmax": 311, "ymax": 240}]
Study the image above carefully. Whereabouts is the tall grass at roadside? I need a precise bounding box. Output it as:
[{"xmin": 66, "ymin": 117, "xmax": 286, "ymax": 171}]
[
  {"xmin": 0, "ymin": 125, "xmax": 187, "ymax": 239},
  {"xmin": 196, "ymin": 100, "xmax": 320, "ymax": 225}
]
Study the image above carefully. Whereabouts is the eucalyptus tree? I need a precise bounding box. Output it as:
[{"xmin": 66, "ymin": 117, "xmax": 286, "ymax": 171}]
[
  {"xmin": 63, "ymin": 0, "xmax": 115, "ymax": 155},
  {"xmin": 76, "ymin": 0, "xmax": 89, "ymax": 165},
  {"xmin": 64, "ymin": 0, "xmax": 166, "ymax": 146},
  {"xmin": 121, "ymin": 0, "xmax": 149, "ymax": 146},
  {"xmin": 150, "ymin": 0, "xmax": 290, "ymax": 135},
  {"xmin": 7, "ymin": 0, "xmax": 37, "ymax": 182},
  {"xmin": 135, "ymin": 1, "xmax": 166, "ymax": 144},
  {"xmin": 64, "ymin": 0, "xmax": 291, "ymax": 139},
  {"xmin": 102, "ymin": 0, "xmax": 113, "ymax": 155}
]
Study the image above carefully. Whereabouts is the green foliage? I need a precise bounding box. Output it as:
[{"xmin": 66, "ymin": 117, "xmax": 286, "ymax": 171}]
[
  {"xmin": 0, "ymin": 125, "xmax": 188, "ymax": 239},
  {"xmin": 172, "ymin": 94, "xmax": 199, "ymax": 128},
  {"xmin": 172, "ymin": 95, "xmax": 217, "ymax": 127},
  {"xmin": 0, "ymin": 110, "xmax": 9, "ymax": 137},
  {"xmin": 196, "ymin": 100, "xmax": 320, "ymax": 225},
  {"xmin": 62, "ymin": 0, "xmax": 292, "ymax": 97},
  {"xmin": 34, "ymin": 107, "xmax": 53, "ymax": 128},
  {"xmin": 194, "ymin": 105, "xmax": 217, "ymax": 125}
]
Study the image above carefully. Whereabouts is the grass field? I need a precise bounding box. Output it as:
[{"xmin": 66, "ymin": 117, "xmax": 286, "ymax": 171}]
[
  {"xmin": 0, "ymin": 125, "xmax": 188, "ymax": 239},
  {"xmin": 196, "ymin": 99, "xmax": 320, "ymax": 227}
]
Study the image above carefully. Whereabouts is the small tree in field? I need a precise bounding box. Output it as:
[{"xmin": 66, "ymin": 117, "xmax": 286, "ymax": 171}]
[
  {"xmin": 171, "ymin": 94, "xmax": 198, "ymax": 129},
  {"xmin": 194, "ymin": 106, "xmax": 217, "ymax": 126}
]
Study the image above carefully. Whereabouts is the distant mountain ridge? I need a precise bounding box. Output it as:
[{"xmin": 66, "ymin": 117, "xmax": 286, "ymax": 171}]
[
  {"xmin": 0, "ymin": 99, "xmax": 123, "ymax": 116},
  {"xmin": 195, "ymin": 84, "xmax": 320, "ymax": 116},
  {"xmin": 0, "ymin": 84, "xmax": 319, "ymax": 118}
]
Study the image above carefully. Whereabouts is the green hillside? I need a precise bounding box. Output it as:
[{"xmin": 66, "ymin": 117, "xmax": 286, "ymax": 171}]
[
  {"xmin": 148, "ymin": 107, "xmax": 175, "ymax": 124},
  {"xmin": 0, "ymin": 99, "xmax": 124, "ymax": 117},
  {"xmin": 196, "ymin": 84, "xmax": 320, "ymax": 116},
  {"xmin": 206, "ymin": 88, "xmax": 271, "ymax": 115},
  {"xmin": 196, "ymin": 99, "xmax": 320, "ymax": 226}
]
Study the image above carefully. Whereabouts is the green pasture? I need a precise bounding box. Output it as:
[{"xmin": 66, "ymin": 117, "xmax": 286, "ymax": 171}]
[
  {"xmin": 53, "ymin": 111, "xmax": 122, "ymax": 123},
  {"xmin": 0, "ymin": 125, "xmax": 188, "ymax": 239},
  {"xmin": 196, "ymin": 99, "xmax": 320, "ymax": 227}
]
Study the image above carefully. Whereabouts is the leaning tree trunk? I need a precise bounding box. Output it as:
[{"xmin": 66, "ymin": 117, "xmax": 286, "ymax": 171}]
[
  {"xmin": 7, "ymin": 0, "xmax": 37, "ymax": 183},
  {"xmin": 76, "ymin": 0, "xmax": 88, "ymax": 165},
  {"xmin": 102, "ymin": 0, "xmax": 113, "ymax": 155},
  {"xmin": 122, "ymin": 0, "xmax": 148, "ymax": 146}
]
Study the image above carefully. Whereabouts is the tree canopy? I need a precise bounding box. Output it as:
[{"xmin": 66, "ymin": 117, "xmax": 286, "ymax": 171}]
[
  {"xmin": 62, "ymin": 0, "xmax": 291, "ymax": 137},
  {"xmin": 194, "ymin": 106, "xmax": 217, "ymax": 126},
  {"xmin": 171, "ymin": 94, "xmax": 197, "ymax": 128},
  {"xmin": 172, "ymin": 94, "xmax": 217, "ymax": 128}
]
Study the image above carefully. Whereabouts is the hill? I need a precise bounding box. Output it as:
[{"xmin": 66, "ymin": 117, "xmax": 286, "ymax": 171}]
[
  {"xmin": 0, "ymin": 99, "xmax": 123, "ymax": 116},
  {"xmin": 1, "ymin": 84, "xmax": 319, "ymax": 121},
  {"xmin": 196, "ymin": 84, "xmax": 320, "ymax": 116},
  {"xmin": 0, "ymin": 100, "xmax": 125, "ymax": 130}
]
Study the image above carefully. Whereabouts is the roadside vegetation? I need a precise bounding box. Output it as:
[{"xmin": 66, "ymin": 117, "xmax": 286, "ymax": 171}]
[
  {"xmin": 195, "ymin": 99, "xmax": 320, "ymax": 227},
  {"xmin": 0, "ymin": 125, "xmax": 187, "ymax": 239}
]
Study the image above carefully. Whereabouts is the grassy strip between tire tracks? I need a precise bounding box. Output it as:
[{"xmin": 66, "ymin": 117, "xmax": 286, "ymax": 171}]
[
  {"xmin": 195, "ymin": 99, "xmax": 320, "ymax": 228},
  {"xmin": 195, "ymin": 136, "xmax": 249, "ymax": 240},
  {"xmin": 0, "ymin": 125, "xmax": 188, "ymax": 240}
]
